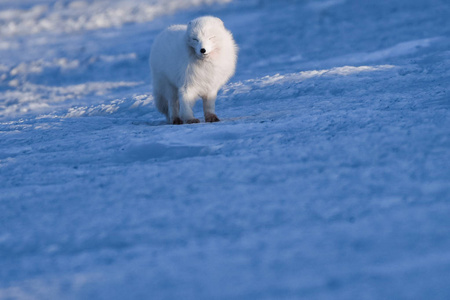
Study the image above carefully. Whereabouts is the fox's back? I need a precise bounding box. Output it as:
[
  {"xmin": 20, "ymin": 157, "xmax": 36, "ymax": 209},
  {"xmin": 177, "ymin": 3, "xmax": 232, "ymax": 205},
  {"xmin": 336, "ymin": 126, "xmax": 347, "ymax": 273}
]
[{"xmin": 150, "ymin": 25, "xmax": 190, "ymax": 86}]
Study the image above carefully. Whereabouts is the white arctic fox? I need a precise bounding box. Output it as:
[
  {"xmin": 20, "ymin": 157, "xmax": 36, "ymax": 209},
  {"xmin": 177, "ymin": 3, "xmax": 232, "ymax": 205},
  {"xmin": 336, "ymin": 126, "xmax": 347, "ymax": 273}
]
[{"xmin": 150, "ymin": 16, "xmax": 238, "ymax": 124}]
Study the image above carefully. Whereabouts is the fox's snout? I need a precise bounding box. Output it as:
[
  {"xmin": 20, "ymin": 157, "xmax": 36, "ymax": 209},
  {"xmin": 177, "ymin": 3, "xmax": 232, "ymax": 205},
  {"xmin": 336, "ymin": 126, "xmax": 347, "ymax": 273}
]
[{"xmin": 194, "ymin": 40, "xmax": 213, "ymax": 57}]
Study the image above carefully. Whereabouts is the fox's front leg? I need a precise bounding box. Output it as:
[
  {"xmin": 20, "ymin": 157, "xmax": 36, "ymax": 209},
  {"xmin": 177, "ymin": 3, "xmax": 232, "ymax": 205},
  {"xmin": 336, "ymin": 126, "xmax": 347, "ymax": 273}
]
[
  {"xmin": 179, "ymin": 89, "xmax": 200, "ymax": 124},
  {"xmin": 202, "ymin": 92, "xmax": 220, "ymax": 123}
]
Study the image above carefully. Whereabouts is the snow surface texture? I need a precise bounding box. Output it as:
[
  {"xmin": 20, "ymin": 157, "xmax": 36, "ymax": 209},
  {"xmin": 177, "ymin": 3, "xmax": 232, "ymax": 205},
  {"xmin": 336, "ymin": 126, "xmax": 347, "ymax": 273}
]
[{"xmin": 1, "ymin": 0, "xmax": 450, "ymax": 299}]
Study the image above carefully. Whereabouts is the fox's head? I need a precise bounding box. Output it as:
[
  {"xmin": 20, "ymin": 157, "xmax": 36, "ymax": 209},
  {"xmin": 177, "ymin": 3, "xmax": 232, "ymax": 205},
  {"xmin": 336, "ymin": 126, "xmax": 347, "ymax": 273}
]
[{"xmin": 186, "ymin": 16, "xmax": 227, "ymax": 59}]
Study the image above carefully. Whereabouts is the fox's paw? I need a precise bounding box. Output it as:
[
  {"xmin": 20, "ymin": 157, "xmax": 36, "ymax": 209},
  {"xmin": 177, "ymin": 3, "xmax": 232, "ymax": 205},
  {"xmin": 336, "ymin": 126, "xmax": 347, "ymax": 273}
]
[
  {"xmin": 172, "ymin": 117, "xmax": 183, "ymax": 125},
  {"xmin": 205, "ymin": 113, "xmax": 220, "ymax": 123}
]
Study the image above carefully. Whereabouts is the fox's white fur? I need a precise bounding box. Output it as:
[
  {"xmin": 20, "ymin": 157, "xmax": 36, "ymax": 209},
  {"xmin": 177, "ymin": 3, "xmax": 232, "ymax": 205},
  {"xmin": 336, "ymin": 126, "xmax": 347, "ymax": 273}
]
[{"xmin": 150, "ymin": 16, "xmax": 238, "ymax": 124}]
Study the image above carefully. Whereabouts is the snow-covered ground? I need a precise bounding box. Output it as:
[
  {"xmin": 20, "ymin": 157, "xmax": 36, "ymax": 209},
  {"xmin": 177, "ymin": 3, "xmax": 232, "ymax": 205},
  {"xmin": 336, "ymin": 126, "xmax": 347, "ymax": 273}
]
[{"xmin": 1, "ymin": 0, "xmax": 450, "ymax": 299}]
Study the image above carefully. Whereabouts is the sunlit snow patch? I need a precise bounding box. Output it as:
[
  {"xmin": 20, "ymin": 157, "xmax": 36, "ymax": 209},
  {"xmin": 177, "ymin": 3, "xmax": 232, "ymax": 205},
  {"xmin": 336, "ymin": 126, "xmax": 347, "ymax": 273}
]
[
  {"xmin": 1, "ymin": 53, "xmax": 138, "ymax": 77},
  {"xmin": 0, "ymin": 0, "xmax": 233, "ymax": 36},
  {"xmin": 223, "ymin": 64, "xmax": 395, "ymax": 94},
  {"xmin": 64, "ymin": 94, "xmax": 153, "ymax": 118},
  {"xmin": 0, "ymin": 81, "xmax": 143, "ymax": 118}
]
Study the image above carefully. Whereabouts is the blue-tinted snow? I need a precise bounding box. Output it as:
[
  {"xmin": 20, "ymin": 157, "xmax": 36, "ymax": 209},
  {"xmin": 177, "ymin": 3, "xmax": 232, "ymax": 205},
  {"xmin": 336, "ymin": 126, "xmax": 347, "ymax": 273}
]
[{"xmin": 1, "ymin": 0, "xmax": 450, "ymax": 299}]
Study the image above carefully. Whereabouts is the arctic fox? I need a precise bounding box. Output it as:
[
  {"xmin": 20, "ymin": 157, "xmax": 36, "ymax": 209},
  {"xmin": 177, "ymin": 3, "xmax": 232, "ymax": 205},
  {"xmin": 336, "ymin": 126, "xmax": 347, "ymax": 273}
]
[{"xmin": 150, "ymin": 16, "xmax": 238, "ymax": 124}]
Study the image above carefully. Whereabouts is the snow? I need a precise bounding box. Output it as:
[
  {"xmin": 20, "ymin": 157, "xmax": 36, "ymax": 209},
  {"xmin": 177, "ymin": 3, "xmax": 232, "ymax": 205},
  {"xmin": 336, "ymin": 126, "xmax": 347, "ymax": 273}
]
[
  {"xmin": 0, "ymin": 0, "xmax": 232, "ymax": 36},
  {"xmin": 1, "ymin": 0, "xmax": 450, "ymax": 299}
]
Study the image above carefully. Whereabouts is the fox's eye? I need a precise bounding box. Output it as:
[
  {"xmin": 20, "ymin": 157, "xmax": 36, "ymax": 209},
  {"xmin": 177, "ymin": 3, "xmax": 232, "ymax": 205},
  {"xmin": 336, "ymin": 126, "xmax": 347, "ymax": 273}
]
[
  {"xmin": 192, "ymin": 38, "xmax": 199, "ymax": 42},
  {"xmin": 209, "ymin": 36, "xmax": 216, "ymax": 40}
]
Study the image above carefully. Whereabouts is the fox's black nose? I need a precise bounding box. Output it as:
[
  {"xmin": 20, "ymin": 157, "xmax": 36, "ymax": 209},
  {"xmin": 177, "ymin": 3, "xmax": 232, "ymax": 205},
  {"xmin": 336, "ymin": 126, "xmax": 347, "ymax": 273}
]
[{"xmin": 200, "ymin": 48, "xmax": 206, "ymax": 54}]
